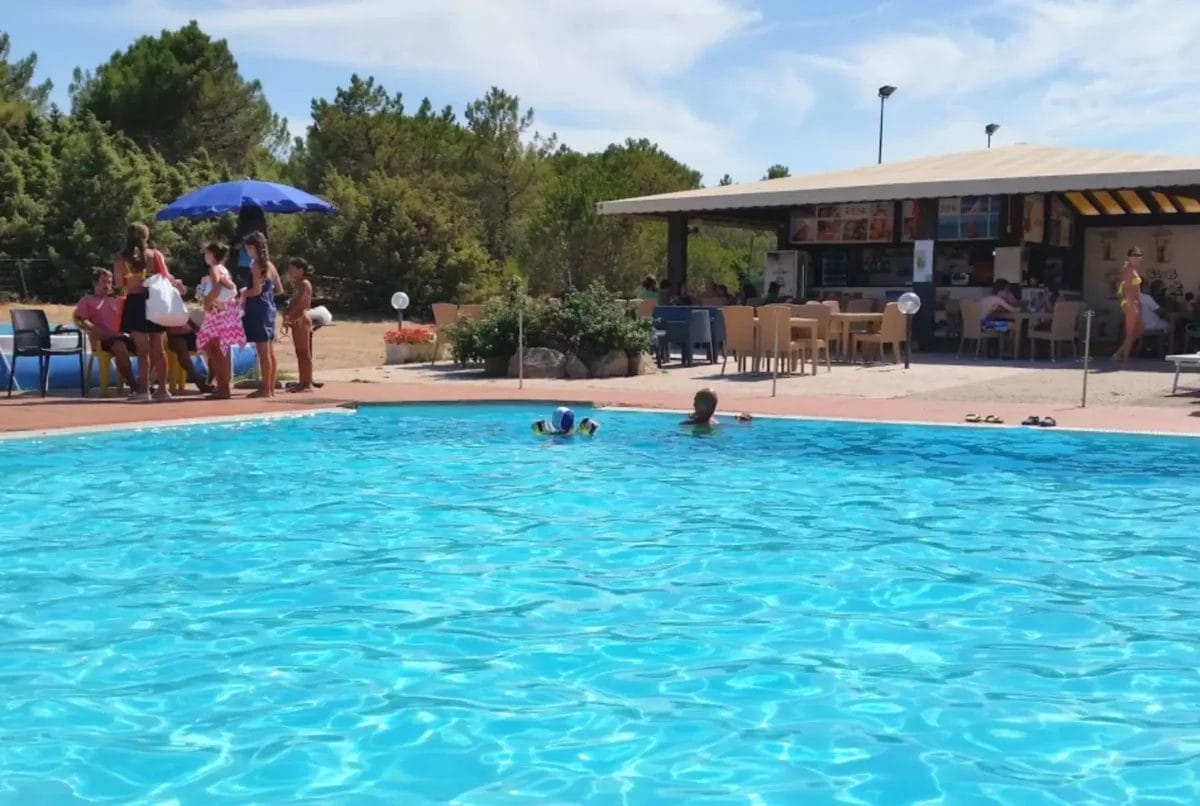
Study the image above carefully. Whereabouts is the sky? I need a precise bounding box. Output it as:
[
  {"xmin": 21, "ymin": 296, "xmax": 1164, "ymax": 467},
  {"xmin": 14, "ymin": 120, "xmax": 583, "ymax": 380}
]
[{"xmin": 5, "ymin": 0, "xmax": 1200, "ymax": 185}]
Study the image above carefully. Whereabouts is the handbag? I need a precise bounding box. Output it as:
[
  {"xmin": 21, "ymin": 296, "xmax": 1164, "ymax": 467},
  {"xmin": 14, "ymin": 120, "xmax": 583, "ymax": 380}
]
[{"xmin": 144, "ymin": 274, "xmax": 190, "ymax": 327}]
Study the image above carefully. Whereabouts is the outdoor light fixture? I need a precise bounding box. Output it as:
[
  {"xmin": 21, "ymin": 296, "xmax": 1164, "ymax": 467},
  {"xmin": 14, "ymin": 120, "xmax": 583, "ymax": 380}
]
[
  {"xmin": 390, "ymin": 291, "xmax": 410, "ymax": 328},
  {"xmin": 897, "ymin": 291, "xmax": 922, "ymax": 369},
  {"xmin": 877, "ymin": 85, "xmax": 897, "ymax": 164},
  {"xmin": 985, "ymin": 123, "xmax": 1000, "ymax": 148}
]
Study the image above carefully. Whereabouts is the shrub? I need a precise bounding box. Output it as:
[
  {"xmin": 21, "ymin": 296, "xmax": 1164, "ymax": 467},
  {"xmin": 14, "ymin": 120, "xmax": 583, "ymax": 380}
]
[{"xmin": 447, "ymin": 282, "xmax": 652, "ymax": 365}]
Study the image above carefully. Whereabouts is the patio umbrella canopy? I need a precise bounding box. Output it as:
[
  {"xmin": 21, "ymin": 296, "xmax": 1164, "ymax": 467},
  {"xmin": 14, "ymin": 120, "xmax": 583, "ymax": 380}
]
[{"xmin": 155, "ymin": 179, "xmax": 335, "ymax": 221}]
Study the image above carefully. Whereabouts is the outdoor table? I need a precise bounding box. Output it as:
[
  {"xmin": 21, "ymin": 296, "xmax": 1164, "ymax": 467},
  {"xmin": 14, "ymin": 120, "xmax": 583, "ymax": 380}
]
[
  {"xmin": 1002, "ymin": 313, "xmax": 1032, "ymax": 360},
  {"xmin": 830, "ymin": 312, "xmax": 883, "ymax": 360},
  {"xmin": 753, "ymin": 316, "xmax": 819, "ymax": 375}
]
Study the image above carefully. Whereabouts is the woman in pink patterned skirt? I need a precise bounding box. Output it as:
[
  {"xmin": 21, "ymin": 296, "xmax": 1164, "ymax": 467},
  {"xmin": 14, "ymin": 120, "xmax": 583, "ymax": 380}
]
[{"xmin": 196, "ymin": 241, "xmax": 245, "ymax": 399}]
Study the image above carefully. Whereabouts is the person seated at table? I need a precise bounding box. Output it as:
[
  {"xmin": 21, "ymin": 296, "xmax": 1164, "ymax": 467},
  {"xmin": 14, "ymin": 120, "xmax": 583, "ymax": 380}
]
[
  {"xmin": 639, "ymin": 276, "xmax": 659, "ymax": 300},
  {"xmin": 1032, "ymin": 285, "xmax": 1060, "ymax": 330},
  {"xmin": 763, "ymin": 282, "xmax": 785, "ymax": 304},
  {"xmin": 978, "ymin": 279, "xmax": 1020, "ymax": 349},
  {"xmin": 682, "ymin": 388, "xmax": 752, "ymax": 428},
  {"xmin": 73, "ymin": 267, "xmax": 136, "ymax": 388},
  {"xmin": 657, "ymin": 277, "xmax": 672, "ymax": 304},
  {"xmin": 739, "ymin": 281, "xmax": 758, "ymax": 304},
  {"xmin": 1138, "ymin": 289, "xmax": 1169, "ymax": 354},
  {"xmin": 670, "ymin": 284, "xmax": 695, "ymax": 305}
]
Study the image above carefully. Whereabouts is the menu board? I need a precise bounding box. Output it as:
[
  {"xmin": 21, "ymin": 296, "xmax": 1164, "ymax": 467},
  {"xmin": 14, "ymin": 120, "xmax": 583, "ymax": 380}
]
[
  {"xmin": 790, "ymin": 202, "xmax": 894, "ymax": 243},
  {"xmin": 1047, "ymin": 196, "xmax": 1074, "ymax": 247},
  {"xmin": 1022, "ymin": 195, "xmax": 1045, "ymax": 243},
  {"xmin": 936, "ymin": 196, "xmax": 1002, "ymax": 240}
]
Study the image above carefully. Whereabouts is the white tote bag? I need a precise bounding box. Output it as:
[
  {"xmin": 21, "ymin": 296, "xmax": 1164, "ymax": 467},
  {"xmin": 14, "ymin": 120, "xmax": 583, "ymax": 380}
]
[{"xmin": 144, "ymin": 274, "xmax": 190, "ymax": 328}]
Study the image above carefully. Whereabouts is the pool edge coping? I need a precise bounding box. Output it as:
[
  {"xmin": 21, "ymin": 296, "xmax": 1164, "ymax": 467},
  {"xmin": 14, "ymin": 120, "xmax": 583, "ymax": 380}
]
[{"xmin": 0, "ymin": 405, "xmax": 357, "ymax": 441}]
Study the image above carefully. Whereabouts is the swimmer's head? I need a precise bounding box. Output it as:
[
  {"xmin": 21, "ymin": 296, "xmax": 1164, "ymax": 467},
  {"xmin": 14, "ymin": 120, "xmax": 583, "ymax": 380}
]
[
  {"xmin": 552, "ymin": 406, "xmax": 575, "ymax": 433},
  {"xmin": 692, "ymin": 388, "xmax": 718, "ymax": 422}
]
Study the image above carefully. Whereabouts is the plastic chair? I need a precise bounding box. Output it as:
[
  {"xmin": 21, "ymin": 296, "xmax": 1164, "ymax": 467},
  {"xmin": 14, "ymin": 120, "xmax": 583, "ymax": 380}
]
[
  {"xmin": 958, "ymin": 299, "xmax": 1003, "ymax": 359},
  {"xmin": 1029, "ymin": 301, "xmax": 1082, "ymax": 361},
  {"xmin": 689, "ymin": 308, "xmax": 714, "ymax": 364},
  {"xmin": 792, "ymin": 303, "xmax": 833, "ymax": 371},
  {"xmin": 85, "ymin": 333, "xmax": 126, "ymax": 397},
  {"xmin": 755, "ymin": 304, "xmax": 803, "ymax": 375},
  {"xmin": 851, "ymin": 302, "xmax": 906, "ymax": 364},
  {"xmin": 7, "ymin": 309, "xmax": 85, "ymax": 397},
  {"xmin": 721, "ymin": 306, "xmax": 756, "ymax": 374}
]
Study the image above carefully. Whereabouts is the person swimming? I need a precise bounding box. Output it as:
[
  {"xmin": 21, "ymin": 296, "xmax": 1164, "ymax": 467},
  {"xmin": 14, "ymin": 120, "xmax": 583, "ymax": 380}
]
[
  {"xmin": 682, "ymin": 388, "xmax": 751, "ymax": 427},
  {"xmin": 533, "ymin": 406, "xmax": 598, "ymax": 437}
]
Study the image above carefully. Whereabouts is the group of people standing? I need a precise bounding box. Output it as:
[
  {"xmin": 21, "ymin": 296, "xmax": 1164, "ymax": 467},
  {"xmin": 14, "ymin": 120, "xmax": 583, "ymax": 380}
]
[{"xmin": 72, "ymin": 221, "xmax": 316, "ymax": 402}]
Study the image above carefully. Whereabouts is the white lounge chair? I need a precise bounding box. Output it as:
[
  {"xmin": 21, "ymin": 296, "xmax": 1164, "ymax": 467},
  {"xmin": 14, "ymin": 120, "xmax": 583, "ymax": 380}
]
[{"xmin": 1166, "ymin": 353, "xmax": 1200, "ymax": 394}]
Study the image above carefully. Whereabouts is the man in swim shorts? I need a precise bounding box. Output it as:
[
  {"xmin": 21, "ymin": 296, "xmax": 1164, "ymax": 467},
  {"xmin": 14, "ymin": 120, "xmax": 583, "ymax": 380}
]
[{"xmin": 73, "ymin": 268, "xmax": 136, "ymax": 388}]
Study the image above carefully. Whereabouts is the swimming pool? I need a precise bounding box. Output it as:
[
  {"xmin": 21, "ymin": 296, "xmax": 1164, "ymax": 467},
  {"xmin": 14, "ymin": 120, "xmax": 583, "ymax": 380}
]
[{"xmin": 2, "ymin": 405, "xmax": 1199, "ymax": 803}]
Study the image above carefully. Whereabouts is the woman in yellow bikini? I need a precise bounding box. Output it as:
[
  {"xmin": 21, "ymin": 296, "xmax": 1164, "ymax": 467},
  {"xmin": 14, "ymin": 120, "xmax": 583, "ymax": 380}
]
[{"xmin": 1113, "ymin": 246, "xmax": 1144, "ymax": 365}]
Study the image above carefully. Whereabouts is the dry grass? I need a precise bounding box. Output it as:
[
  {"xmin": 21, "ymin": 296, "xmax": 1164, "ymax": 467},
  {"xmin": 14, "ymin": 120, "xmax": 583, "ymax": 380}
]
[{"xmin": 0, "ymin": 302, "xmax": 398, "ymax": 373}]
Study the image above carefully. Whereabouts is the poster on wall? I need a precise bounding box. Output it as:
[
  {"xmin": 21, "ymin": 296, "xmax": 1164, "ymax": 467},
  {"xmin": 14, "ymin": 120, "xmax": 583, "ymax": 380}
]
[
  {"xmin": 790, "ymin": 202, "xmax": 894, "ymax": 243},
  {"xmin": 763, "ymin": 250, "xmax": 799, "ymax": 298},
  {"xmin": 1047, "ymin": 197, "xmax": 1075, "ymax": 247},
  {"xmin": 913, "ymin": 239, "xmax": 934, "ymax": 283},
  {"xmin": 936, "ymin": 196, "xmax": 1002, "ymax": 240},
  {"xmin": 901, "ymin": 200, "xmax": 920, "ymax": 241},
  {"xmin": 1022, "ymin": 195, "xmax": 1045, "ymax": 243}
]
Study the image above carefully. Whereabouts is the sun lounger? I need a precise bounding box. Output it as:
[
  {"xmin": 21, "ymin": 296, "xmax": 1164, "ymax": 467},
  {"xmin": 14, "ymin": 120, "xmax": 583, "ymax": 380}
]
[{"xmin": 1166, "ymin": 353, "xmax": 1200, "ymax": 394}]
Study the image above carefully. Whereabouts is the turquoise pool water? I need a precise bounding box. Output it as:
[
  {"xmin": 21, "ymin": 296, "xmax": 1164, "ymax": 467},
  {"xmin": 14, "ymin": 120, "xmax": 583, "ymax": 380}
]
[{"xmin": 2, "ymin": 405, "xmax": 1200, "ymax": 804}]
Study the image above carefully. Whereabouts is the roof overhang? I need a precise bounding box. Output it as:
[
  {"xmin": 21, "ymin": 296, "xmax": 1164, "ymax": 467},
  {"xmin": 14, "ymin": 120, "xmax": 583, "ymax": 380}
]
[{"xmin": 597, "ymin": 144, "xmax": 1200, "ymax": 217}]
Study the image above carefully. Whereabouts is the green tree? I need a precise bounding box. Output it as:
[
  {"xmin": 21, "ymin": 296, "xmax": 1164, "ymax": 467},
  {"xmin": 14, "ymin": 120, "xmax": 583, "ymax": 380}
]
[
  {"xmin": 763, "ymin": 164, "xmax": 790, "ymax": 179},
  {"xmin": 519, "ymin": 139, "xmax": 700, "ymax": 294},
  {"xmin": 0, "ymin": 32, "xmax": 52, "ymax": 127},
  {"xmin": 464, "ymin": 86, "xmax": 551, "ymax": 262},
  {"xmin": 295, "ymin": 171, "xmax": 496, "ymax": 312},
  {"xmin": 718, "ymin": 173, "xmax": 733, "ymax": 186},
  {"xmin": 70, "ymin": 21, "xmax": 286, "ymax": 171}
]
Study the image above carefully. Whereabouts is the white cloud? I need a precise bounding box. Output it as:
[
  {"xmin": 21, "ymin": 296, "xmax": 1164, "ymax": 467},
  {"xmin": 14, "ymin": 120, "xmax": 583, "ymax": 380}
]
[
  {"xmin": 806, "ymin": 0, "xmax": 1200, "ymax": 157},
  {"xmin": 92, "ymin": 0, "xmax": 774, "ymax": 182}
]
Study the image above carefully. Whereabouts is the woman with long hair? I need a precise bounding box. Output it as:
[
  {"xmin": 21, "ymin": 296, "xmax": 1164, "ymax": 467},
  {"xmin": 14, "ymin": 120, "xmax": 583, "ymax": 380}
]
[
  {"xmin": 195, "ymin": 241, "xmax": 244, "ymax": 399},
  {"xmin": 113, "ymin": 222, "xmax": 172, "ymax": 401},
  {"xmin": 241, "ymin": 231, "xmax": 282, "ymax": 397},
  {"xmin": 1113, "ymin": 246, "xmax": 1144, "ymax": 365}
]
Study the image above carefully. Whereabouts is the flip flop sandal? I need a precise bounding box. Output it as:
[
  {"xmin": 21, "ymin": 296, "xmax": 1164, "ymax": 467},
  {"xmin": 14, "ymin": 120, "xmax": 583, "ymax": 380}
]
[
  {"xmin": 1021, "ymin": 416, "xmax": 1041, "ymax": 426},
  {"xmin": 965, "ymin": 413, "xmax": 982, "ymax": 423},
  {"xmin": 1038, "ymin": 417, "xmax": 1057, "ymax": 428},
  {"xmin": 984, "ymin": 415, "xmax": 1004, "ymax": 424}
]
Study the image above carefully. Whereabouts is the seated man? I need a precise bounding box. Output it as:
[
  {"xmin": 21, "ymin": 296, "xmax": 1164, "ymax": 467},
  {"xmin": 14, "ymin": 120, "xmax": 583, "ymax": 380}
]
[
  {"xmin": 165, "ymin": 321, "xmax": 212, "ymax": 394},
  {"xmin": 164, "ymin": 277, "xmax": 212, "ymax": 393},
  {"xmin": 73, "ymin": 267, "xmax": 136, "ymax": 388},
  {"xmin": 978, "ymin": 279, "xmax": 1020, "ymax": 348}
]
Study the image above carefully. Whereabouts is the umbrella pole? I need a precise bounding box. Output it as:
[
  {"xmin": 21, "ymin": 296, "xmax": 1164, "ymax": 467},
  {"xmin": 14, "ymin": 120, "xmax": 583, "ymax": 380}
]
[{"xmin": 518, "ymin": 306, "xmax": 524, "ymax": 390}]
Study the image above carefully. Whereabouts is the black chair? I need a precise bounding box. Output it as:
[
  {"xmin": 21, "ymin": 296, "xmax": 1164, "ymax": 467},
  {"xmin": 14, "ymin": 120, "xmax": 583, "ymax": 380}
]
[{"xmin": 7, "ymin": 309, "xmax": 86, "ymax": 398}]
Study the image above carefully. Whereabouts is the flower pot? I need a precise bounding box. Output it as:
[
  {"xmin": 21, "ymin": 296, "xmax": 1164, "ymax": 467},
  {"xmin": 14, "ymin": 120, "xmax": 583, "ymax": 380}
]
[{"xmin": 384, "ymin": 342, "xmax": 435, "ymax": 364}]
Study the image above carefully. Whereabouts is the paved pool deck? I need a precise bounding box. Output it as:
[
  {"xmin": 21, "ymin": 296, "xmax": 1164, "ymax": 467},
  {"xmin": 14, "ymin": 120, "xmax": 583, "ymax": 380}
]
[{"xmin": 4, "ymin": 357, "xmax": 1200, "ymax": 437}]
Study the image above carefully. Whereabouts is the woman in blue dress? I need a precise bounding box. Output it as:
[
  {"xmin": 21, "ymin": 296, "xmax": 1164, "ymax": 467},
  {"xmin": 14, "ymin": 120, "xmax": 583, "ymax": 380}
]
[{"xmin": 241, "ymin": 231, "xmax": 283, "ymax": 397}]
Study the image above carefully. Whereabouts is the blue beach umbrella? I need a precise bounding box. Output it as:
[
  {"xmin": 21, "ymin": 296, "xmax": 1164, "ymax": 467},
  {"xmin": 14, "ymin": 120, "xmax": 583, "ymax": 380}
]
[{"xmin": 155, "ymin": 179, "xmax": 335, "ymax": 221}]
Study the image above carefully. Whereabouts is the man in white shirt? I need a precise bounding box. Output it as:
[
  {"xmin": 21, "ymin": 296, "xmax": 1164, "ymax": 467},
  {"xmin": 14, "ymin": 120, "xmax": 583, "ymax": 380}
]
[
  {"xmin": 979, "ymin": 280, "xmax": 1020, "ymax": 321},
  {"xmin": 1140, "ymin": 291, "xmax": 1167, "ymax": 333}
]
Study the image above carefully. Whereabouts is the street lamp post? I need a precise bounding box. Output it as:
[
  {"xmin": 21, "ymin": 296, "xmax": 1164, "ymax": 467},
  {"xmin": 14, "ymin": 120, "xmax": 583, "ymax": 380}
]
[
  {"xmin": 877, "ymin": 85, "xmax": 897, "ymax": 164},
  {"xmin": 985, "ymin": 123, "xmax": 1000, "ymax": 148},
  {"xmin": 897, "ymin": 291, "xmax": 922, "ymax": 369}
]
